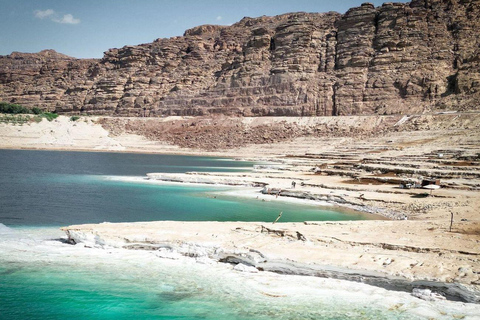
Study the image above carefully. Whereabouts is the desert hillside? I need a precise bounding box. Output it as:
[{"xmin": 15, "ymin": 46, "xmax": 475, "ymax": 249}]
[{"xmin": 1, "ymin": 0, "xmax": 479, "ymax": 117}]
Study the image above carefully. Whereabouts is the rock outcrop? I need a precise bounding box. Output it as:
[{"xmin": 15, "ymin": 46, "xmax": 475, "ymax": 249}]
[{"xmin": 1, "ymin": 0, "xmax": 479, "ymax": 116}]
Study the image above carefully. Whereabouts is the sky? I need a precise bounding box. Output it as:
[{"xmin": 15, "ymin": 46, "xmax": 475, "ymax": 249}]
[{"xmin": 0, "ymin": 0, "xmax": 408, "ymax": 59}]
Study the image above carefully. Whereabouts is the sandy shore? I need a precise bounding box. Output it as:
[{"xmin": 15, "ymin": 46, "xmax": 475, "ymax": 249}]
[{"xmin": 2, "ymin": 114, "xmax": 480, "ymax": 303}]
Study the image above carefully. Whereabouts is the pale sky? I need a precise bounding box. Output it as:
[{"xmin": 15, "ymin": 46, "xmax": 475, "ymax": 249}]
[{"xmin": 0, "ymin": 0, "xmax": 408, "ymax": 59}]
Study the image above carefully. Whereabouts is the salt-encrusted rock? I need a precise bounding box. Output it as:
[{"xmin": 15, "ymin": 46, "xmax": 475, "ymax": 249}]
[
  {"xmin": 195, "ymin": 256, "xmax": 216, "ymax": 265},
  {"xmin": 62, "ymin": 221, "xmax": 480, "ymax": 303},
  {"xmin": 147, "ymin": 172, "xmax": 267, "ymax": 187},
  {"xmin": 155, "ymin": 248, "xmax": 183, "ymax": 260},
  {"xmin": 412, "ymin": 288, "xmax": 447, "ymax": 301},
  {"xmin": 233, "ymin": 263, "xmax": 259, "ymax": 273}
]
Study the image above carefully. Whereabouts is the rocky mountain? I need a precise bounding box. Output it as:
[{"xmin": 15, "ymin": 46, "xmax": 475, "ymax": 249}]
[{"xmin": 1, "ymin": 0, "xmax": 479, "ymax": 116}]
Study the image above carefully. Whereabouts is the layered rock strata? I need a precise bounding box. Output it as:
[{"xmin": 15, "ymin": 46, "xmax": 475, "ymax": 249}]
[{"xmin": 1, "ymin": 0, "xmax": 479, "ymax": 116}]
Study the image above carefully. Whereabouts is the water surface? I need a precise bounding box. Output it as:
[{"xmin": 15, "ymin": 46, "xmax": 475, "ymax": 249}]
[{"xmin": 0, "ymin": 149, "xmax": 370, "ymax": 226}]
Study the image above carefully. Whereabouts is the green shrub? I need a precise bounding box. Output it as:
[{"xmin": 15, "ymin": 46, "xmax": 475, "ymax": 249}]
[
  {"xmin": 31, "ymin": 107, "xmax": 42, "ymax": 115},
  {"xmin": 32, "ymin": 116, "xmax": 43, "ymax": 123},
  {"xmin": 0, "ymin": 102, "xmax": 62, "ymax": 123},
  {"xmin": 70, "ymin": 115, "xmax": 81, "ymax": 121},
  {"xmin": 42, "ymin": 112, "xmax": 58, "ymax": 121},
  {"xmin": 0, "ymin": 102, "xmax": 31, "ymax": 114}
]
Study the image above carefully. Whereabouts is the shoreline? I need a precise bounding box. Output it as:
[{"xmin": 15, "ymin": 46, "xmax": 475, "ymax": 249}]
[
  {"xmin": 142, "ymin": 173, "xmax": 389, "ymax": 219},
  {"xmin": 0, "ymin": 145, "xmax": 229, "ymax": 157},
  {"xmin": 3, "ymin": 226, "xmax": 479, "ymax": 320},
  {"xmin": 2, "ymin": 114, "xmax": 480, "ymax": 306},
  {"xmin": 62, "ymin": 220, "xmax": 480, "ymax": 303},
  {"xmin": 143, "ymin": 171, "xmax": 413, "ymax": 220},
  {"xmin": 103, "ymin": 175, "xmax": 382, "ymax": 221}
]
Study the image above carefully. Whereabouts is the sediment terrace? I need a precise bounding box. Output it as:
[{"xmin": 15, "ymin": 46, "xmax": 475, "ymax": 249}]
[{"xmin": 71, "ymin": 126, "xmax": 479, "ymax": 302}]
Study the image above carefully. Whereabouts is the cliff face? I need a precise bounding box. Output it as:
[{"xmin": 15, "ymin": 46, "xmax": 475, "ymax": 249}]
[{"xmin": 1, "ymin": 0, "xmax": 479, "ymax": 116}]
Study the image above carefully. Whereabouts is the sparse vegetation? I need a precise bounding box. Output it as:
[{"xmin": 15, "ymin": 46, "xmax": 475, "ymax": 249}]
[
  {"xmin": 0, "ymin": 102, "xmax": 58, "ymax": 122},
  {"xmin": 0, "ymin": 114, "xmax": 31, "ymax": 125},
  {"xmin": 0, "ymin": 102, "xmax": 31, "ymax": 114},
  {"xmin": 70, "ymin": 115, "xmax": 81, "ymax": 121},
  {"xmin": 42, "ymin": 112, "xmax": 58, "ymax": 121},
  {"xmin": 32, "ymin": 116, "xmax": 43, "ymax": 123}
]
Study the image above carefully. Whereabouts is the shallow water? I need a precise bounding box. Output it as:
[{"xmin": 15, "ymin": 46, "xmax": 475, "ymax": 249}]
[{"xmin": 0, "ymin": 150, "xmax": 372, "ymax": 226}]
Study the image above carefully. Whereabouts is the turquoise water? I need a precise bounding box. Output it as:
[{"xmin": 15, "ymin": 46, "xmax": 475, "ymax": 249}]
[
  {"xmin": 0, "ymin": 150, "xmax": 370, "ymax": 226},
  {"xmin": 0, "ymin": 265, "xmax": 408, "ymax": 320},
  {"xmin": 1, "ymin": 150, "xmax": 473, "ymax": 319}
]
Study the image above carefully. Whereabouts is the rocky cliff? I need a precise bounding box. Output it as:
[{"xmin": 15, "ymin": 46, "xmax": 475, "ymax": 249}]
[{"xmin": 1, "ymin": 0, "xmax": 479, "ymax": 116}]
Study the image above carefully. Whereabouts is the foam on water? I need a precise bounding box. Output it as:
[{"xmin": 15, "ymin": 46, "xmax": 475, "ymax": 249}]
[{"xmin": 1, "ymin": 226, "xmax": 478, "ymax": 320}]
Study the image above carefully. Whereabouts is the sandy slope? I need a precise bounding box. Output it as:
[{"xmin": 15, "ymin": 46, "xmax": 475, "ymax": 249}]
[{"xmin": 0, "ymin": 116, "xmax": 185, "ymax": 153}]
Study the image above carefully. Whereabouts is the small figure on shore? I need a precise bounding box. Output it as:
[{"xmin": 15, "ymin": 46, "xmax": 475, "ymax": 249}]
[{"xmin": 291, "ymin": 181, "xmax": 296, "ymax": 189}]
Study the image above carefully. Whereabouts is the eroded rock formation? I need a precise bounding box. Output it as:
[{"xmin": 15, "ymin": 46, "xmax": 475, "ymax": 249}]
[{"xmin": 1, "ymin": 0, "xmax": 479, "ymax": 116}]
